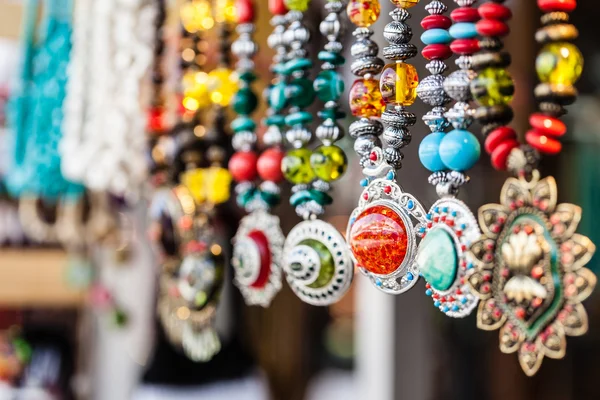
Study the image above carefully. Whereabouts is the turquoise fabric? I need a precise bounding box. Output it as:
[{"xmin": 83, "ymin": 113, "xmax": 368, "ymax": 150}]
[{"xmin": 6, "ymin": 0, "xmax": 84, "ymax": 202}]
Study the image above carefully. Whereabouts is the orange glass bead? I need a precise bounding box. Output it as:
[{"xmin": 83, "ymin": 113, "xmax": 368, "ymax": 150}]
[
  {"xmin": 380, "ymin": 62, "xmax": 419, "ymax": 107},
  {"xmin": 391, "ymin": 0, "xmax": 420, "ymax": 8},
  {"xmin": 347, "ymin": 0, "xmax": 381, "ymax": 28},
  {"xmin": 349, "ymin": 205, "xmax": 408, "ymax": 276},
  {"xmin": 349, "ymin": 78, "xmax": 385, "ymax": 118}
]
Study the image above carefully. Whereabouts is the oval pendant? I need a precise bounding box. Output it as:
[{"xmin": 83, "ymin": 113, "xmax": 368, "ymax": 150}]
[
  {"xmin": 468, "ymin": 172, "xmax": 596, "ymax": 376},
  {"xmin": 418, "ymin": 198, "xmax": 480, "ymax": 317},
  {"xmin": 283, "ymin": 219, "xmax": 354, "ymax": 306},
  {"xmin": 232, "ymin": 209, "xmax": 284, "ymax": 307}
]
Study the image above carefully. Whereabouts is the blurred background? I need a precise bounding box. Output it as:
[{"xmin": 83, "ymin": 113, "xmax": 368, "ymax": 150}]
[{"xmin": 0, "ymin": 0, "xmax": 599, "ymax": 399}]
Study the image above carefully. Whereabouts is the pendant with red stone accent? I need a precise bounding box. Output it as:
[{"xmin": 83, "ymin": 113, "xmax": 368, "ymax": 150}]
[
  {"xmin": 418, "ymin": 198, "xmax": 480, "ymax": 317},
  {"xmin": 468, "ymin": 156, "xmax": 596, "ymax": 376},
  {"xmin": 347, "ymin": 147, "xmax": 427, "ymax": 294},
  {"xmin": 232, "ymin": 209, "xmax": 284, "ymax": 307}
]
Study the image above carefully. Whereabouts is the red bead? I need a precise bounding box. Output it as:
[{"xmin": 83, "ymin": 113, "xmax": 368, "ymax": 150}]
[
  {"xmin": 450, "ymin": 39, "xmax": 480, "ymax": 55},
  {"xmin": 421, "ymin": 15, "xmax": 452, "ymax": 30},
  {"xmin": 451, "ymin": 7, "xmax": 480, "ymax": 23},
  {"xmin": 476, "ymin": 19, "xmax": 509, "ymax": 37},
  {"xmin": 236, "ymin": 0, "xmax": 254, "ymax": 23},
  {"xmin": 229, "ymin": 151, "xmax": 258, "ymax": 182},
  {"xmin": 479, "ymin": 3, "xmax": 512, "ymax": 20},
  {"xmin": 247, "ymin": 230, "xmax": 272, "ymax": 289},
  {"xmin": 526, "ymin": 131, "xmax": 562, "ymax": 155},
  {"xmin": 269, "ymin": 0, "xmax": 287, "ymax": 15},
  {"xmin": 538, "ymin": 0, "xmax": 576, "ymax": 13},
  {"xmin": 491, "ymin": 139, "xmax": 519, "ymax": 170},
  {"xmin": 529, "ymin": 113, "xmax": 567, "ymax": 137},
  {"xmin": 422, "ymin": 44, "xmax": 452, "ymax": 60},
  {"xmin": 257, "ymin": 148, "xmax": 285, "ymax": 182},
  {"xmin": 147, "ymin": 107, "xmax": 166, "ymax": 134},
  {"xmin": 485, "ymin": 126, "xmax": 516, "ymax": 154}
]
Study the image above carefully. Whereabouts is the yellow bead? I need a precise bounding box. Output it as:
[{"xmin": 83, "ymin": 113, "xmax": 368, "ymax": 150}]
[
  {"xmin": 310, "ymin": 145, "xmax": 348, "ymax": 182},
  {"xmin": 536, "ymin": 42, "xmax": 583, "ymax": 86},
  {"xmin": 349, "ymin": 78, "xmax": 385, "ymax": 118},
  {"xmin": 214, "ymin": 0, "xmax": 237, "ymax": 24},
  {"xmin": 347, "ymin": 0, "xmax": 381, "ymax": 28},
  {"xmin": 470, "ymin": 67, "xmax": 515, "ymax": 107},
  {"xmin": 285, "ymin": 0, "xmax": 310, "ymax": 12},
  {"xmin": 207, "ymin": 68, "xmax": 238, "ymax": 107},
  {"xmin": 182, "ymin": 71, "xmax": 210, "ymax": 112},
  {"xmin": 180, "ymin": 0, "xmax": 214, "ymax": 33},
  {"xmin": 391, "ymin": 0, "xmax": 420, "ymax": 8},
  {"xmin": 282, "ymin": 149, "xmax": 315, "ymax": 184},
  {"xmin": 205, "ymin": 167, "xmax": 232, "ymax": 204},
  {"xmin": 181, "ymin": 168, "xmax": 207, "ymax": 204},
  {"xmin": 380, "ymin": 62, "xmax": 419, "ymax": 107}
]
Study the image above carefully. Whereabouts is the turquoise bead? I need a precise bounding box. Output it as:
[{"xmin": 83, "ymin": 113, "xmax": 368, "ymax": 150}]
[
  {"xmin": 439, "ymin": 129, "xmax": 481, "ymax": 171},
  {"xmin": 285, "ymin": 58, "xmax": 313, "ymax": 74},
  {"xmin": 314, "ymin": 70, "xmax": 345, "ymax": 103},
  {"xmin": 289, "ymin": 78, "xmax": 316, "ymax": 108},
  {"xmin": 449, "ymin": 22, "xmax": 477, "ymax": 39},
  {"xmin": 419, "ymin": 131, "xmax": 446, "ymax": 172},
  {"xmin": 417, "ymin": 227, "xmax": 458, "ymax": 292},
  {"xmin": 264, "ymin": 114, "xmax": 285, "ymax": 127},
  {"xmin": 268, "ymin": 82, "xmax": 288, "ymax": 112},
  {"xmin": 318, "ymin": 108, "xmax": 345, "ymax": 120},
  {"xmin": 318, "ymin": 51, "xmax": 345, "ymax": 66},
  {"xmin": 421, "ymin": 28, "xmax": 452, "ymax": 45},
  {"xmin": 231, "ymin": 87, "xmax": 258, "ymax": 115},
  {"xmin": 231, "ymin": 117, "xmax": 256, "ymax": 133},
  {"xmin": 285, "ymin": 111, "xmax": 313, "ymax": 127}
]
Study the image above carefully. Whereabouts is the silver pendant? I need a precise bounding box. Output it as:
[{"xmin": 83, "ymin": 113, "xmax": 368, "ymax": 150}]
[
  {"xmin": 417, "ymin": 197, "xmax": 480, "ymax": 317},
  {"xmin": 346, "ymin": 147, "xmax": 427, "ymax": 294},
  {"xmin": 283, "ymin": 219, "xmax": 353, "ymax": 306},
  {"xmin": 232, "ymin": 209, "xmax": 284, "ymax": 307}
]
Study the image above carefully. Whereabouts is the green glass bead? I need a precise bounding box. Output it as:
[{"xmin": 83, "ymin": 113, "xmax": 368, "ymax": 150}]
[
  {"xmin": 268, "ymin": 82, "xmax": 288, "ymax": 112},
  {"xmin": 285, "ymin": 58, "xmax": 313, "ymax": 74},
  {"xmin": 302, "ymin": 239, "xmax": 335, "ymax": 289},
  {"xmin": 231, "ymin": 116, "xmax": 256, "ymax": 133},
  {"xmin": 536, "ymin": 42, "xmax": 583, "ymax": 86},
  {"xmin": 282, "ymin": 148, "xmax": 315, "ymax": 184},
  {"xmin": 288, "ymin": 78, "xmax": 316, "ymax": 108},
  {"xmin": 318, "ymin": 108, "xmax": 346, "ymax": 121},
  {"xmin": 259, "ymin": 190, "xmax": 280, "ymax": 207},
  {"xmin": 470, "ymin": 67, "xmax": 514, "ymax": 107},
  {"xmin": 290, "ymin": 189, "xmax": 333, "ymax": 207},
  {"xmin": 272, "ymin": 63, "xmax": 287, "ymax": 76},
  {"xmin": 284, "ymin": 0, "xmax": 310, "ymax": 12},
  {"xmin": 416, "ymin": 227, "xmax": 457, "ymax": 291},
  {"xmin": 314, "ymin": 70, "xmax": 345, "ymax": 103},
  {"xmin": 310, "ymin": 145, "xmax": 348, "ymax": 182},
  {"xmin": 236, "ymin": 186, "xmax": 256, "ymax": 207},
  {"xmin": 231, "ymin": 87, "xmax": 258, "ymax": 115},
  {"xmin": 238, "ymin": 71, "xmax": 256, "ymax": 83},
  {"xmin": 285, "ymin": 111, "xmax": 313, "ymax": 127},
  {"xmin": 264, "ymin": 114, "xmax": 286, "ymax": 127},
  {"xmin": 318, "ymin": 51, "xmax": 345, "ymax": 66}
]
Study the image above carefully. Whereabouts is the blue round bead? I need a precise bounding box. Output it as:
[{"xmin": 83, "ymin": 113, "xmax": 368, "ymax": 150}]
[
  {"xmin": 439, "ymin": 129, "xmax": 481, "ymax": 171},
  {"xmin": 420, "ymin": 28, "xmax": 452, "ymax": 45},
  {"xmin": 449, "ymin": 22, "xmax": 478, "ymax": 39},
  {"xmin": 419, "ymin": 131, "xmax": 446, "ymax": 172}
]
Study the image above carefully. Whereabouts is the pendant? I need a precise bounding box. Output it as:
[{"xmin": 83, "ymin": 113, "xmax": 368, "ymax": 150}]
[
  {"xmin": 418, "ymin": 198, "xmax": 480, "ymax": 317},
  {"xmin": 468, "ymin": 169, "xmax": 596, "ymax": 376},
  {"xmin": 283, "ymin": 219, "xmax": 354, "ymax": 306},
  {"xmin": 347, "ymin": 147, "xmax": 427, "ymax": 294},
  {"xmin": 232, "ymin": 209, "xmax": 284, "ymax": 307}
]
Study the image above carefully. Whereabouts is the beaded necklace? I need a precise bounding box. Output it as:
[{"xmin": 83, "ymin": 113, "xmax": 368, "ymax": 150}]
[
  {"xmin": 230, "ymin": 0, "xmax": 285, "ymax": 307},
  {"xmin": 413, "ymin": 0, "xmax": 481, "ymax": 317},
  {"xmin": 346, "ymin": 0, "xmax": 427, "ymax": 294},
  {"xmin": 280, "ymin": 0, "xmax": 354, "ymax": 306},
  {"xmin": 467, "ymin": 0, "xmax": 596, "ymax": 376}
]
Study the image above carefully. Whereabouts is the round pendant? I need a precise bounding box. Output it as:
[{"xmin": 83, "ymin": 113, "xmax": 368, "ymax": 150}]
[
  {"xmin": 468, "ymin": 172, "xmax": 596, "ymax": 376},
  {"xmin": 232, "ymin": 209, "xmax": 284, "ymax": 307},
  {"xmin": 418, "ymin": 198, "xmax": 480, "ymax": 317},
  {"xmin": 347, "ymin": 148, "xmax": 427, "ymax": 294},
  {"xmin": 283, "ymin": 219, "xmax": 354, "ymax": 306}
]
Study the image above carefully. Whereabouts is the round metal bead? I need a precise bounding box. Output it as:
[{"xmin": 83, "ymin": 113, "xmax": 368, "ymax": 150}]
[
  {"xmin": 383, "ymin": 21, "xmax": 413, "ymax": 45},
  {"xmin": 350, "ymin": 57, "xmax": 385, "ymax": 76},
  {"xmin": 382, "ymin": 126, "xmax": 411, "ymax": 149},
  {"xmin": 263, "ymin": 125, "xmax": 283, "ymax": 146},
  {"xmin": 349, "ymin": 118, "xmax": 384, "ymax": 139},
  {"xmin": 417, "ymin": 74, "xmax": 449, "ymax": 107},
  {"xmin": 232, "ymin": 131, "xmax": 257, "ymax": 151},
  {"xmin": 382, "ymin": 43, "xmax": 418, "ymax": 61},
  {"xmin": 285, "ymin": 127, "xmax": 312, "ymax": 148},
  {"xmin": 232, "ymin": 38, "xmax": 258, "ymax": 58},
  {"xmin": 351, "ymin": 38, "xmax": 379, "ymax": 58},
  {"xmin": 353, "ymin": 134, "xmax": 381, "ymax": 157},
  {"xmin": 284, "ymin": 22, "xmax": 310, "ymax": 47},
  {"xmin": 384, "ymin": 147, "xmax": 403, "ymax": 169},
  {"xmin": 425, "ymin": 0, "xmax": 448, "ymax": 15},
  {"xmin": 320, "ymin": 13, "xmax": 342, "ymax": 41},
  {"xmin": 316, "ymin": 120, "xmax": 343, "ymax": 144},
  {"xmin": 381, "ymin": 110, "xmax": 417, "ymax": 128},
  {"xmin": 443, "ymin": 69, "xmax": 474, "ymax": 102}
]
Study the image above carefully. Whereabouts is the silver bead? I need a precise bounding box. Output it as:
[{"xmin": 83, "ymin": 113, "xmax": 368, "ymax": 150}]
[
  {"xmin": 312, "ymin": 179, "xmax": 331, "ymax": 193},
  {"xmin": 263, "ymin": 125, "xmax": 283, "ymax": 146},
  {"xmin": 422, "ymin": 107, "xmax": 450, "ymax": 132},
  {"xmin": 443, "ymin": 70, "xmax": 475, "ymax": 102},
  {"xmin": 390, "ymin": 7, "xmax": 410, "ymax": 22},
  {"xmin": 232, "ymin": 38, "xmax": 258, "ymax": 59},
  {"xmin": 316, "ymin": 120, "xmax": 343, "ymax": 145},
  {"xmin": 445, "ymin": 101, "xmax": 474, "ymax": 130},
  {"xmin": 320, "ymin": 13, "xmax": 342, "ymax": 42},
  {"xmin": 260, "ymin": 180, "xmax": 281, "ymax": 195},
  {"xmin": 350, "ymin": 56, "xmax": 384, "ymax": 76},
  {"xmin": 284, "ymin": 21, "xmax": 310, "ymax": 47},
  {"xmin": 382, "ymin": 126, "xmax": 411, "ymax": 149},
  {"xmin": 383, "ymin": 21, "xmax": 412, "ymax": 45},
  {"xmin": 349, "ymin": 118, "xmax": 383, "ymax": 139},
  {"xmin": 382, "ymin": 44, "xmax": 418, "ymax": 61},
  {"xmin": 425, "ymin": 1, "xmax": 448, "ymax": 15},
  {"xmin": 235, "ymin": 181, "xmax": 255, "ymax": 195},
  {"xmin": 426, "ymin": 60, "xmax": 447, "ymax": 75},
  {"xmin": 351, "ymin": 37, "xmax": 379, "ymax": 58},
  {"xmin": 325, "ymin": 41, "xmax": 343, "ymax": 53},
  {"xmin": 232, "ymin": 131, "xmax": 257, "ymax": 151},
  {"xmin": 454, "ymin": 0, "xmax": 477, "ymax": 7},
  {"xmin": 384, "ymin": 147, "xmax": 403, "ymax": 169},
  {"xmin": 353, "ymin": 134, "xmax": 381, "ymax": 157},
  {"xmin": 381, "ymin": 109, "xmax": 416, "ymax": 128},
  {"xmin": 286, "ymin": 127, "xmax": 312, "ymax": 148},
  {"xmin": 417, "ymin": 74, "xmax": 449, "ymax": 107},
  {"xmin": 268, "ymin": 27, "xmax": 285, "ymax": 50},
  {"xmin": 325, "ymin": 1, "xmax": 343, "ymax": 13}
]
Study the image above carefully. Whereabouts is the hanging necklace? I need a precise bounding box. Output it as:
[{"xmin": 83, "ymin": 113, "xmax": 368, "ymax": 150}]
[
  {"xmin": 467, "ymin": 0, "xmax": 596, "ymax": 376},
  {"xmin": 280, "ymin": 0, "xmax": 354, "ymax": 306},
  {"xmin": 346, "ymin": 0, "xmax": 427, "ymax": 294},
  {"xmin": 413, "ymin": 0, "xmax": 481, "ymax": 317},
  {"xmin": 230, "ymin": 0, "xmax": 285, "ymax": 307}
]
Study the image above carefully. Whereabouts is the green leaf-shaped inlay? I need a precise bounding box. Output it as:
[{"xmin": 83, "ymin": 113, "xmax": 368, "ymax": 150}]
[{"xmin": 417, "ymin": 227, "xmax": 458, "ymax": 291}]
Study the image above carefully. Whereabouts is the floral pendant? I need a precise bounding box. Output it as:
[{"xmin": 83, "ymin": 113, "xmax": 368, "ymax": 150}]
[
  {"xmin": 283, "ymin": 219, "xmax": 354, "ymax": 306},
  {"xmin": 468, "ymin": 171, "xmax": 596, "ymax": 376},
  {"xmin": 232, "ymin": 209, "xmax": 284, "ymax": 307},
  {"xmin": 418, "ymin": 198, "xmax": 480, "ymax": 317},
  {"xmin": 347, "ymin": 147, "xmax": 427, "ymax": 294}
]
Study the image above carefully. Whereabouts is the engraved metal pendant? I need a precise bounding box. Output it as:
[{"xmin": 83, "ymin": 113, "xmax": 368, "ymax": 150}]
[
  {"xmin": 347, "ymin": 147, "xmax": 427, "ymax": 294},
  {"xmin": 232, "ymin": 209, "xmax": 284, "ymax": 307},
  {"xmin": 283, "ymin": 219, "xmax": 354, "ymax": 306},
  {"xmin": 417, "ymin": 198, "xmax": 480, "ymax": 317},
  {"xmin": 468, "ymin": 171, "xmax": 596, "ymax": 376}
]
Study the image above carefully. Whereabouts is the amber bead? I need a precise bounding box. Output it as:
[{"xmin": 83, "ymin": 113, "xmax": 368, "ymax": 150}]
[
  {"xmin": 349, "ymin": 78, "xmax": 385, "ymax": 118},
  {"xmin": 380, "ymin": 62, "xmax": 419, "ymax": 107},
  {"xmin": 391, "ymin": 0, "xmax": 420, "ymax": 8},
  {"xmin": 347, "ymin": 0, "xmax": 381, "ymax": 28}
]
